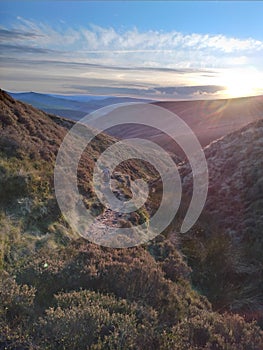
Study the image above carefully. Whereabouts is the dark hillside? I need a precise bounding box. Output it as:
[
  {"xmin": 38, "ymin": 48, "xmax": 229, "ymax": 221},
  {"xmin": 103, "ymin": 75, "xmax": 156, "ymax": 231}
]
[
  {"xmin": 0, "ymin": 89, "xmax": 65, "ymax": 161},
  {"xmin": 178, "ymin": 119, "xmax": 263, "ymax": 325}
]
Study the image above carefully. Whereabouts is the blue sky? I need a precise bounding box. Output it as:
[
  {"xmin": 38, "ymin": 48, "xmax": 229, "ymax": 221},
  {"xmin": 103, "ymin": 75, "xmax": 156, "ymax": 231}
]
[{"xmin": 1, "ymin": 1, "xmax": 263, "ymax": 99}]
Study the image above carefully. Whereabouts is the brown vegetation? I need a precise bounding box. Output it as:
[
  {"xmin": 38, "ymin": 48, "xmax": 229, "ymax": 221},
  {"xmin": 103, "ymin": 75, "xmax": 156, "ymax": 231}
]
[{"xmin": 0, "ymin": 90, "xmax": 262, "ymax": 349}]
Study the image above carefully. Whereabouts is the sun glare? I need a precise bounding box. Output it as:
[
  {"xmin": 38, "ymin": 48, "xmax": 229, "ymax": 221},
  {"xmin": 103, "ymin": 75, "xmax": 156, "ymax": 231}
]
[{"xmin": 222, "ymin": 69, "xmax": 263, "ymax": 98}]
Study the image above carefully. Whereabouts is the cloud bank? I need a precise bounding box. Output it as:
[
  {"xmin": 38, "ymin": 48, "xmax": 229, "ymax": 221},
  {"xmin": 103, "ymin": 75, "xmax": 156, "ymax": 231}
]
[{"xmin": 1, "ymin": 18, "xmax": 263, "ymax": 98}]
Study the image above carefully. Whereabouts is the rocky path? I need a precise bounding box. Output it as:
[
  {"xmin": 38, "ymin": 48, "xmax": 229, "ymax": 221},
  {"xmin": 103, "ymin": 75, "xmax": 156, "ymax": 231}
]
[{"xmin": 86, "ymin": 175, "xmax": 133, "ymax": 241}]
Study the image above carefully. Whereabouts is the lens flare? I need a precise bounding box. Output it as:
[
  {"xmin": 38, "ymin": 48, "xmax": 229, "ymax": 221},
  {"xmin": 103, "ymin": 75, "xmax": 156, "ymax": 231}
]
[{"xmin": 222, "ymin": 69, "xmax": 263, "ymax": 98}]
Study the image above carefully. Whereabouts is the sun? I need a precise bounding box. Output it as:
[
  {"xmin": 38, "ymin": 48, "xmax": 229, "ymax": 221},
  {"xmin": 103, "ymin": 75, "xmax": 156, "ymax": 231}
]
[
  {"xmin": 225, "ymin": 80, "xmax": 257, "ymax": 98},
  {"xmin": 222, "ymin": 69, "xmax": 263, "ymax": 98}
]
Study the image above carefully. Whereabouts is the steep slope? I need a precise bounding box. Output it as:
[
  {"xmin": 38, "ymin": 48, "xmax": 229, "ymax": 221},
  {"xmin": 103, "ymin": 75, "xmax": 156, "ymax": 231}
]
[
  {"xmin": 0, "ymin": 89, "xmax": 155, "ymax": 247},
  {"xmin": 0, "ymin": 90, "xmax": 66, "ymax": 160},
  {"xmin": 206, "ymin": 119, "xmax": 262, "ymax": 235},
  {"xmin": 181, "ymin": 118, "xmax": 263, "ymax": 236},
  {"xmin": 179, "ymin": 119, "xmax": 263, "ymax": 324}
]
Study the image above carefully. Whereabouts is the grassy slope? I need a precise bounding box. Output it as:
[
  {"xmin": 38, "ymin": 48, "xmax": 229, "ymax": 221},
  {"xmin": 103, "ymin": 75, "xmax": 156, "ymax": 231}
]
[{"xmin": 0, "ymin": 90, "xmax": 262, "ymax": 349}]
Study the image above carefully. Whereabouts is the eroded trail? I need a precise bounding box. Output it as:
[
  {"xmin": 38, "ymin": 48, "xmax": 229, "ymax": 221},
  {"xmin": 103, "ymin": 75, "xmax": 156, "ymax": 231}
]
[{"xmin": 86, "ymin": 175, "xmax": 133, "ymax": 241}]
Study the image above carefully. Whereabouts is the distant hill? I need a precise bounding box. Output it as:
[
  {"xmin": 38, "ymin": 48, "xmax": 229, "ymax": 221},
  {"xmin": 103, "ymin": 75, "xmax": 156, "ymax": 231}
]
[
  {"xmin": 157, "ymin": 96, "xmax": 263, "ymax": 147},
  {"xmin": 10, "ymin": 92, "xmax": 263, "ymax": 157},
  {"xmin": 106, "ymin": 95, "xmax": 263, "ymax": 157},
  {"xmin": 9, "ymin": 91, "xmax": 154, "ymax": 120}
]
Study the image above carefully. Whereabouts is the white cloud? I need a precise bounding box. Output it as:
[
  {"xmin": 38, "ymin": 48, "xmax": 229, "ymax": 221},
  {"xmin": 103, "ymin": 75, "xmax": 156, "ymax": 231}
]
[
  {"xmin": 3, "ymin": 20, "xmax": 263, "ymax": 63},
  {"xmin": 1, "ymin": 19, "xmax": 263, "ymax": 97}
]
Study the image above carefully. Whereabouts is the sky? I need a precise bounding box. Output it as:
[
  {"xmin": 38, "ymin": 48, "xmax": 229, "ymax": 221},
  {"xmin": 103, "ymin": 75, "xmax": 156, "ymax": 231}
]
[{"xmin": 1, "ymin": 1, "xmax": 263, "ymax": 100}]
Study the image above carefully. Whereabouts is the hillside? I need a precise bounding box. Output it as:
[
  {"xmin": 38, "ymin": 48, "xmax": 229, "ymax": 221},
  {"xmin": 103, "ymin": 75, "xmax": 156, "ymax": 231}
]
[
  {"xmin": 0, "ymin": 90, "xmax": 262, "ymax": 349},
  {"xmin": 157, "ymin": 95, "xmax": 263, "ymax": 147},
  {"xmin": 105, "ymin": 95, "xmax": 263, "ymax": 157},
  {"xmin": 177, "ymin": 118, "xmax": 263, "ymax": 325},
  {"xmin": 0, "ymin": 89, "xmax": 155, "ymax": 247},
  {"xmin": 10, "ymin": 91, "xmax": 263, "ymax": 159},
  {"xmin": 179, "ymin": 118, "xmax": 263, "ymax": 235}
]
